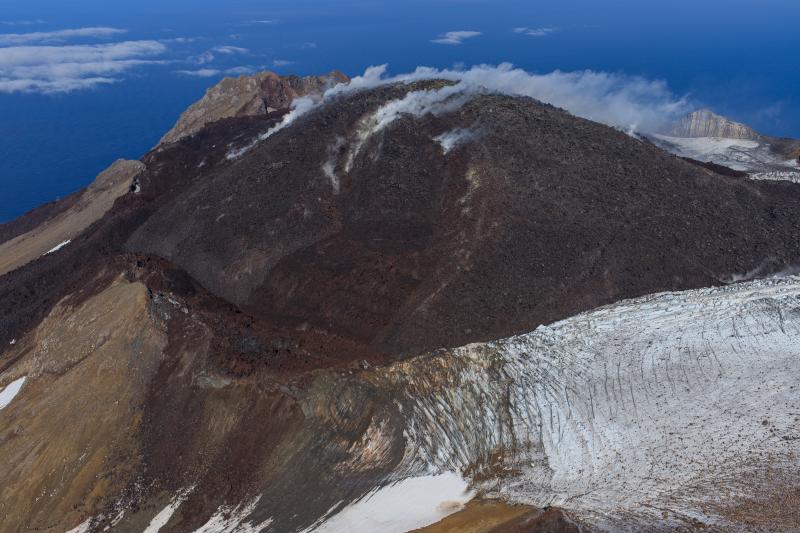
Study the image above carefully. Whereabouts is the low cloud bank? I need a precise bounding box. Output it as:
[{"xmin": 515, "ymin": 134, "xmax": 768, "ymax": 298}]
[
  {"xmin": 0, "ymin": 27, "xmax": 126, "ymax": 45},
  {"xmin": 0, "ymin": 40, "xmax": 166, "ymax": 93}
]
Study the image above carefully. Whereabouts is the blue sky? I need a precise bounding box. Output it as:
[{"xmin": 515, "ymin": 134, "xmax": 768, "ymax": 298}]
[{"xmin": 1, "ymin": 0, "xmax": 799, "ymax": 221}]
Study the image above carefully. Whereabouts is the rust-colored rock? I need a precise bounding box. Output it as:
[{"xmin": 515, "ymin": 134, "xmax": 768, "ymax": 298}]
[{"xmin": 158, "ymin": 70, "xmax": 349, "ymax": 145}]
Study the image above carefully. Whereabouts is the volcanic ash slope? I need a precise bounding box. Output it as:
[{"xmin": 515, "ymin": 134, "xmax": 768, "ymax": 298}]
[{"xmin": 2, "ymin": 68, "xmax": 800, "ymax": 532}]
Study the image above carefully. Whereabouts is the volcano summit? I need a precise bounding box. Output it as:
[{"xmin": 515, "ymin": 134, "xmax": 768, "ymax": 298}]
[{"xmin": 1, "ymin": 67, "xmax": 800, "ymax": 532}]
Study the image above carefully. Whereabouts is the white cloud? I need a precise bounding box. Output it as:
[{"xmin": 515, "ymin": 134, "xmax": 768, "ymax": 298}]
[
  {"xmin": 272, "ymin": 59, "xmax": 294, "ymax": 67},
  {"xmin": 249, "ymin": 20, "xmax": 275, "ymax": 25},
  {"xmin": 1, "ymin": 20, "xmax": 47, "ymax": 26},
  {"xmin": 162, "ymin": 37, "xmax": 195, "ymax": 44},
  {"xmin": 225, "ymin": 66, "xmax": 257, "ymax": 75},
  {"xmin": 0, "ymin": 40, "xmax": 167, "ymax": 94},
  {"xmin": 0, "ymin": 27, "xmax": 126, "ymax": 45},
  {"xmin": 0, "ymin": 41, "xmax": 166, "ymax": 67},
  {"xmin": 301, "ymin": 42, "xmax": 317, "ymax": 49},
  {"xmin": 176, "ymin": 65, "xmax": 258, "ymax": 78},
  {"xmin": 190, "ymin": 45, "xmax": 248, "ymax": 65},
  {"xmin": 213, "ymin": 45, "xmax": 248, "ymax": 55},
  {"xmin": 431, "ymin": 31, "xmax": 481, "ymax": 45},
  {"xmin": 176, "ymin": 68, "xmax": 220, "ymax": 77},
  {"xmin": 513, "ymin": 26, "xmax": 558, "ymax": 37},
  {"xmin": 0, "ymin": 76, "xmax": 115, "ymax": 93},
  {"xmin": 190, "ymin": 50, "xmax": 215, "ymax": 65}
]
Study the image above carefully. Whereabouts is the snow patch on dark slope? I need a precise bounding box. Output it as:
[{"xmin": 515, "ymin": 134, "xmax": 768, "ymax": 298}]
[
  {"xmin": 651, "ymin": 134, "xmax": 800, "ymax": 181},
  {"xmin": 652, "ymin": 108, "xmax": 800, "ymax": 183}
]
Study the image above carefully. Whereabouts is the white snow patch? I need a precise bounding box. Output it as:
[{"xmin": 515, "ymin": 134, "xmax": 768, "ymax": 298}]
[
  {"xmin": 193, "ymin": 496, "xmax": 271, "ymax": 533},
  {"xmin": 304, "ymin": 472, "xmax": 473, "ymax": 533},
  {"xmin": 144, "ymin": 488, "xmax": 193, "ymax": 533},
  {"xmin": 750, "ymin": 169, "xmax": 800, "ymax": 184},
  {"xmin": 0, "ymin": 376, "xmax": 26, "ymax": 410},
  {"xmin": 652, "ymin": 135, "xmax": 800, "ymax": 179},
  {"xmin": 653, "ymin": 135, "xmax": 759, "ymax": 165},
  {"xmin": 109, "ymin": 508, "xmax": 126, "ymax": 528},
  {"xmin": 44, "ymin": 239, "xmax": 71, "ymax": 255}
]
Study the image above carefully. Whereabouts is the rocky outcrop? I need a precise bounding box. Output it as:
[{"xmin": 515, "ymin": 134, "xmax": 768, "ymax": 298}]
[
  {"xmin": 0, "ymin": 159, "xmax": 143, "ymax": 277},
  {"xmin": 158, "ymin": 71, "xmax": 349, "ymax": 145},
  {"xmin": 666, "ymin": 108, "xmax": 761, "ymax": 139}
]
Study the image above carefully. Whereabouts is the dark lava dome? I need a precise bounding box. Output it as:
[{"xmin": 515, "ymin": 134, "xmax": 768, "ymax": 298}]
[{"xmin": 126, "ymin": 82, "xmax": 800, "ymax": 357}]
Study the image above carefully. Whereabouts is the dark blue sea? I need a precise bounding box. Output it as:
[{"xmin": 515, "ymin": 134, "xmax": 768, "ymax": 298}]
[{"xmin": 1, "ymin": 0, "xmax": 798, "ymax": 222}]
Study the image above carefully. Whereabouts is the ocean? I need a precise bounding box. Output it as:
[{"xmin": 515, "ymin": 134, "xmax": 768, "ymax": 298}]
[{"xmin": 1, "ymin": 0, "xmax": 799, "ymax": 222}]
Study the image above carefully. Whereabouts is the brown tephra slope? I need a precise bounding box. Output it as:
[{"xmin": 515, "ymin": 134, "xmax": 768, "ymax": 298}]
[{"xmin": 0, "ymin": 159, "xmax": 143, "ymax": 277}]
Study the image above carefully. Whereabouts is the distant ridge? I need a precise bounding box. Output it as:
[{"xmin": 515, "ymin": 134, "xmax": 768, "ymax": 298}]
[{"xmin": 665, "ymin": 108, "xmax": 761, "ymax": 140}]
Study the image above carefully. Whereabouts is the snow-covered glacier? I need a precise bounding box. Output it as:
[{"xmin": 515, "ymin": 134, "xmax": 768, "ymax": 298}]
[
  {"xmin": 359, "ymin": 276, "xmax": 800, "ymax": 530},
  {"xmin": 651, "ymin": 134, "xmax": 800, "ymax": 182}
]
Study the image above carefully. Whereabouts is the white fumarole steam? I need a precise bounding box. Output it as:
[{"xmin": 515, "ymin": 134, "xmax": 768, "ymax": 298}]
[{"xmin": 227, "ymin": 63, "xmax": 690, "ymax": 160}]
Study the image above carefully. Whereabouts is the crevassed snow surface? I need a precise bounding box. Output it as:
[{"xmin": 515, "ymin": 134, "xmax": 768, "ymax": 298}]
[
  {"xmin": 304, "ymin": 472, "xmax": 473, "ymax": 533},
  {"xmin": 44, "ymin": 239, "xmax": 71, "ymax": 255},
  {"xmin": 0, "ymin": 376, "xmax": 26, "ymax": 410},
  {"xmin": 653, "ymin": 134, "xmax": 759, "ymax": 169},
  {"xmin": 652, "ymin": 134, "xmax": 800, "ymax": 182},
  {"xmin": 377, "ymin": 277, "xmax": 800, "ymax": 528},
  {"xmin": 750, "ymin": 169, "xmax": 800, "ymax": 184}
]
